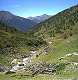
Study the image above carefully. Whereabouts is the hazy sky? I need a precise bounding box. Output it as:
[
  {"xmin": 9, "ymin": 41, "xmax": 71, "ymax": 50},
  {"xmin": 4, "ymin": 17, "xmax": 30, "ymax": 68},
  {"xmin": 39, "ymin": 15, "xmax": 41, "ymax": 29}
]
[{"xmin": 0, "ymin": 0, "xmax": 78, "ymax": 17}]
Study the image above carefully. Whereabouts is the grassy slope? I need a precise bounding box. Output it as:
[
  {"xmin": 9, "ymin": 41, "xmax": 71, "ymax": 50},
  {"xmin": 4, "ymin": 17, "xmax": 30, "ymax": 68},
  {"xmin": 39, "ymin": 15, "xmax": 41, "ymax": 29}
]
[
  {"xmin": 31, "ymin": 26, "xmax": 78, "ymax": 80},
  {"xmin": 33, "ymin": 34, "xmax": 78, "ymax": 63},
  {"xmin": 31, "ymin": 5, "xmax": 78, "ymax": 64}
]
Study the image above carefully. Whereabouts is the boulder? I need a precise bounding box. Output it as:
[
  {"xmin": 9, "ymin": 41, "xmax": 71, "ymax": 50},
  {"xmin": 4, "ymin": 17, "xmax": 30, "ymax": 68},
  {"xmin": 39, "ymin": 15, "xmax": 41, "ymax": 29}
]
[
  {"xmin": 11, "ymin": 59, "xmax": 18, "ymax": 64},
  {"xmin": 0, "ymin": 65, "xmax": 8, "ymax": 72}
]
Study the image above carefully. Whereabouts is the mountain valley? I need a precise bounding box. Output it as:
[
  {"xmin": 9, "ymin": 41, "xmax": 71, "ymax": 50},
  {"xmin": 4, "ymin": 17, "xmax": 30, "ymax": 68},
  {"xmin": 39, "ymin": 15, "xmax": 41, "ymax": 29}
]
[{"xmin": 0, "ymin": 5, "xmax": 78, "ymax": 80}]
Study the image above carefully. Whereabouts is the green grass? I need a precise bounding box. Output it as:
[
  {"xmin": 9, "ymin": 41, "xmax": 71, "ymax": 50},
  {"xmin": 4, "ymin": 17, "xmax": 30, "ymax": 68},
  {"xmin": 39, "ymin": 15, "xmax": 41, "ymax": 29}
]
[
  {"xmin": 0, "ymin": 72, "xmax": 78, "ymax": 80},
  {"xmin": 33, "ymin": 34, "xmax": 78, "ymax": 63}
]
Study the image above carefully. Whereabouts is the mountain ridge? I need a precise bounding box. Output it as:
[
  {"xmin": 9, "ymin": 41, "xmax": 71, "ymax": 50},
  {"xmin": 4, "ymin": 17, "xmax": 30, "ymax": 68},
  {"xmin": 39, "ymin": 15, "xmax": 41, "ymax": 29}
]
[
  {"xmin": 0, "ymin": 11, "xmax": 37, "ymax": 31},
  {"xmin": 0, "ymin": 11, "xmax": 51, "ymax": 31}
]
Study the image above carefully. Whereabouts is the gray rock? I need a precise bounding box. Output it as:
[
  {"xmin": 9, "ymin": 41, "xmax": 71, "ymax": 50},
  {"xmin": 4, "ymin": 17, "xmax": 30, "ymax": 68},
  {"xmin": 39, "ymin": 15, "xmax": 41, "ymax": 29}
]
[{"xmin": 0, "ymin": 65, "xmax": 8, "ymax": 72}]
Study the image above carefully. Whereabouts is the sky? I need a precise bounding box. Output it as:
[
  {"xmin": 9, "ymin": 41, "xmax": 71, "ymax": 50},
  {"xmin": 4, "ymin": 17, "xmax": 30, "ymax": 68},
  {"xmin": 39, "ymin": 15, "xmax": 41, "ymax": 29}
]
[{"xmin": 0, "ymin": 0, "xmax": 78, "ymax": 17}]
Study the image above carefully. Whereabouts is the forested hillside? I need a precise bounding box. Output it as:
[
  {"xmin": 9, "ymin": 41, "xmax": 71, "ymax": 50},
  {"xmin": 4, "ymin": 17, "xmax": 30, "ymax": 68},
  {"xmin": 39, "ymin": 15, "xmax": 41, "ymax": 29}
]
[{"xmin": 32, "ymin": 5, "xmax": 78, "ymax": 39}]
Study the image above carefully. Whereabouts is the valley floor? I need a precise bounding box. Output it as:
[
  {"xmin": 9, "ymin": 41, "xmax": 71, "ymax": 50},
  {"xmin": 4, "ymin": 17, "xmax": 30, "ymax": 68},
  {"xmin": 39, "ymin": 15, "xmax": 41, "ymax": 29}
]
[
  {"xmin": 0, "ymin": 72, "xmax": 78, "ymax": 80},
  {"xmin": 0, "ymin": 34, "xmax": 78, "ymax": 80}
]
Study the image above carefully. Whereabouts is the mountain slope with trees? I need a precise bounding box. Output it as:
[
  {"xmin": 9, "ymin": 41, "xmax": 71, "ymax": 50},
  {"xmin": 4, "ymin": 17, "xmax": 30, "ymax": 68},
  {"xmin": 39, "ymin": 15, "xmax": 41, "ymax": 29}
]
[{"xmin": 32, "ymin": 5, "xmax": 78, "ymax": 39}]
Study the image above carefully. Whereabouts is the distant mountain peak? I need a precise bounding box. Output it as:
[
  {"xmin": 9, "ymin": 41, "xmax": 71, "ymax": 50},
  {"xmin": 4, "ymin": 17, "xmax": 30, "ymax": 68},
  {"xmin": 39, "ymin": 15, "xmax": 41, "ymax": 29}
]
[
  {"xmin": 0, "ymin": 11, "xmax": 15, "ymax": 16},
  {"xmin": 0, "ymin": 11, "xmax": 9, "ymax": 13},
  {"xmin": 27, "ymin": 14, "xmax": 51, "ymax": 23},
  {"xmin": 42, "ymin": 14, "xmax": 50, "ymax": 16}
]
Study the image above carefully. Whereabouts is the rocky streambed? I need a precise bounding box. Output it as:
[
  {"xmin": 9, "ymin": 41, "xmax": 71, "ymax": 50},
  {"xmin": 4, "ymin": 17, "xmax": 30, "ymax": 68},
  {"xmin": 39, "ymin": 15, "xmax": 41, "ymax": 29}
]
[
  {"xmin": 6, "ymin": 62, "xmax": 65, "ymax": 76},
  {"xmin": 1, "ymin": 52, "xmax": 78, "ymax": 77}
]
